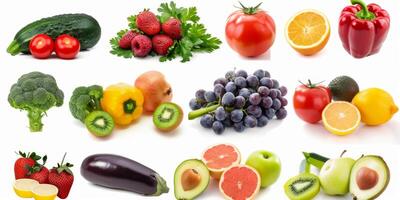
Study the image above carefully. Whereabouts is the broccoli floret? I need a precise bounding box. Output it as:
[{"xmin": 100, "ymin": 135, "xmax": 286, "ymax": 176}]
[
  {"xmin": 69, "ymin": 85, "xmax": 103, "ymax": 123},
  {"xmin": 8, "ymin": 71, "xmax": 64, "ymax": 132}
]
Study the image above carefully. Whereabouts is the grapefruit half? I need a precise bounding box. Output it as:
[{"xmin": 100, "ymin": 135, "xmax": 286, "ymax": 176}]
[
  {"xmin": 219, "ymin": 165, "xmax": 261, "ymax": 200},
  {"xmin": 202, "ymin": 144, "xmax": 241, "ymax": 179}
]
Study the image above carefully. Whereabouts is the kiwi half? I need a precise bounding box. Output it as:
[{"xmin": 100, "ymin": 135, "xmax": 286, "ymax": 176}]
[
  {"xmin": 153, "ymin": 102, "xmax": 183, "ymax": 132},
  {"xmin": 284, "ymin": 172, "xmax": 320, "ymax": 200},
  {"xmin": 85, "ymin": 111, "xmax": 115, "ymax": 137}
]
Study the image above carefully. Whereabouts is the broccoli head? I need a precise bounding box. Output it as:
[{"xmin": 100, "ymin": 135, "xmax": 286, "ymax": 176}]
[
  {"xmin": 8, "ymin": 71, "xmax": 64, "ymax": 132},
  {"xmin": 69, "ymin": 85, "xmax": 103, "ymax": 122}
]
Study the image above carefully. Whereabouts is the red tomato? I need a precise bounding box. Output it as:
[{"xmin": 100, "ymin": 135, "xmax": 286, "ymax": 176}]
[
  {"xmin": 55, "ymin": 34, "xmax": 80, "ymax": 59},
  {"xmin": 293, "ymin": 81, "xmax": 332, "ymax": 124},
  {"xmin": 225, "ymin": 3, "xmax": 276, "ymax": 57},
  {"xmin": 29, "ymin": 34, "xmax": 54, "ymax": 59}
]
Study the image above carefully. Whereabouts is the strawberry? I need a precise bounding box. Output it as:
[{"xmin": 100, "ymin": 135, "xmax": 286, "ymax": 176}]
[
  {"xmin": 48, "ymin": 153, "xmax": 74, "ymax": 199},
  {"xmin": 152, "ymin": 34, "xmax": 174, "ymax": 55},
  {"xmin": 27, "ymin": 155, "xmax": 49, "ymax": 183},
  {"xmin": 162, "ymin": 18, "xmax": 182, "ymax": 39},
  {"xmin": 131, "ymin": 35, "xmax": 152, "ymax": 57},
  {"xmin": 136, "ymin": 10, "xmax": 161, "ymax": 35},
  {"xmin": 14, "ymin": 151, "xmax": 41, "ymax": 179},
  {"xmin": 118, "ymin": 30, "xmax": 139, "ymax": 49}
]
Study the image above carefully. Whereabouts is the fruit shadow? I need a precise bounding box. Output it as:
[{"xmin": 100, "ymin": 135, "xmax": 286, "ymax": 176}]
[
  {"xmin": 17, "ymin": 52, "xmax": 82, "ymax": 60},
  {"xmin": 239, "ymin": 50, "xmax": 271, "ymax": 60}
]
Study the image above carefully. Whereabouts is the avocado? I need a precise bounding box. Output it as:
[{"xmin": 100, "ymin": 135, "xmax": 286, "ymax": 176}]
[
  {"xmin": 329, "ymin": 76, "xmax": 359, "ymax": 102},
  {"xmin": 350, "ymin": 155, "xmax": 390, "ymax": 200},
  {"xmin": 174, "ymin": 159, "xmax": 210, "ymax": 200}
]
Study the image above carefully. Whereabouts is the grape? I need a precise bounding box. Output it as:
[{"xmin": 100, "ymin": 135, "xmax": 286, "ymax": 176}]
[
  {"xmin": 189, "ymin": 98, "xmax": 202, "ymax": 110},
  {"xmin": 235, "ymin": 70, "xmax": 248, "ymax": 78},
  {"xmin": 249, "ymin": 93, "xmax": 261, "ymax": 105},
  {"xmin": 279, "ymin": 86, "xmax": 288, "ymax": 96},
  {"xmin": 258, "ymin": 86, "xmax": 270, "ymax": 97},
  {"xmin": 233, "ymin": 122, "xmax": 245, "ymax": 132},
  {"xmin": 272, "ymin": 79, "xmax": 279, "ymax": 88},
  {"xmin": 264, "ymin": 70, "xmax": 271, "ymax": 78},
  {"xmin": 222, "ymin": 92, "xmax": 235, "ymax": 107},
  {"xmin": 231, "ymin": 109, "xmax": 244, "ymax": 123},
  {"xmin": 257, "ymin": 116, "xmax": 269, "ymax": 127},
  {"xmin": 246, "ymin": 75, "xmax": 259, "ymax": 88},
  {"xmin": 260, "ymin": 77, "xmax": 273, "ymax": 88},
  {"xmin": 214, "ymin": 84, "xmax": 226, "ymax": 97},
  {"xmin": 195, "ymin": 89, "xmax": 206, "ymax": 101},
  {"xmin": 253, "ymin": 69, "xmax": 265, "ymax": 80},
  {"xmin": 234, "ymin": 77, "xmax": 247, "ymax": 88},
  {"xmin": 200, "ymin": 114, "xmax": 214, "ymax": 128},
  {"xmin": 244, "ymin": 115, "xmax": 257, "ymax": 128},
  {"xmin": 205, "ymin": 91, "xmax": 217, "ymax": 102},
  {"xmin": 225, "ymin": 82, "xmax": 237, "ymax": 93},
  {"xmin": 239, "ymin": 88, "xmax": 251, "ymax": 99},
  {"xmin": 274, "ymin": 89, "xmax": 282, "ymax": 98},
  {"xmin": 279, "ymin": 97, "xmax": 288, "ymax": 107},
  {"xmin": 265, "ymin": 108, "xmax": 276, "ymax": 120},
  {"xmin": 276, "ymin": 108, "xmax": 287, "ymax": 120},
  {"xmin": 215, "ymin": 106, "xmax": 227, "ymax": 121},
  {"xmin": 247, "ymin": 105, "xmax": 262, "ymax": 118},
  {"xmin": 261, "ymin": 97, "xmax": 273, "ymax": 108},
  {"xmin": 269, "ymin": 89, "xmax": 278, "ymax": 99},
  {"xmin": 272, "ymin": 98, "xmax": 282, "ymax": 110},
  {"xmin": 214, "ymin": 78, "xmax": 228, "ymax": 86},
  {"xmin": 234, "ymin": 96, "xmax": 246, "ymax": 108},
  {"xmin": 212, "ymin": 121, "xmax": 225, "ymax": 135},
  {"xmin": 223, "ymin": 113, "xmax": 234, "ymax": 127},
  {"xmin": 225, "ymin": 70, "xmax": 236, "ymax": 81}
]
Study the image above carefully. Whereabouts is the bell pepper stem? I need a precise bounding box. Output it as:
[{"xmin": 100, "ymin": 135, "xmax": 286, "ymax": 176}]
[
  {"xmin": 123, "ymin": 99, "xmax": 136, "ymax": 114},
  {"xmin": 351, "ymin": 0, "xmax": 375, "ymax": 20}
]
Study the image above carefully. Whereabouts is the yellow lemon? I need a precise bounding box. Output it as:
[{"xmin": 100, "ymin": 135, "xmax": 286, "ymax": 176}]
[
  {"xmin": 352, "ymin": 88, "xmax": 398, "ymax": 126},
  {"xmin": 32, "ymin": 184, "xmax": 58, "ymax": 200},
  {"xmin": 322, "ymin": 101, "xmax": 361, "ymax": 136},
  {"xmin": 285, "ymin": 9, "xmax": 330, "ymax": 56},
  {"xmin": 14, "ymin": 179, "xmax": 39, "ymax": 198}
]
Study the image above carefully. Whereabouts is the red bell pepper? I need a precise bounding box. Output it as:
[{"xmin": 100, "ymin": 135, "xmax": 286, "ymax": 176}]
[{"xmin": 339, "ymin": 0, "xmax": 390, "ymax": 58}]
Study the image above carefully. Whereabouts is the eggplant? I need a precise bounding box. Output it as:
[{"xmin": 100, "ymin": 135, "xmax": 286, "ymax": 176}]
[{"xmin": 81, "ymin": 154, "xmax": 169, "ymax": 196}]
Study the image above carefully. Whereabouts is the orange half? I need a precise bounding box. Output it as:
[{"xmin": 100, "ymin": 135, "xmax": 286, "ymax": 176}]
[
  {"xmin": 322, "ymin": 101, "xmax": 361, "ymax": 136},
  {"xmin": 285, "ymin": 9, "xmax": 330, "ymax": 55}
]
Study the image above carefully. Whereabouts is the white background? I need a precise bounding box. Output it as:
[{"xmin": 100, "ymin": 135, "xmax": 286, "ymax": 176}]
[{"xmin": 0, "ymin": 0, "xmax": 399, "ymax": 199}]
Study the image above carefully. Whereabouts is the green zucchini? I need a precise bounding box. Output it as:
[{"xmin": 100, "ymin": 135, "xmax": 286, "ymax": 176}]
[{"xmin": 7, "ymin": 13, "xmax": 101, "ymax": 55}]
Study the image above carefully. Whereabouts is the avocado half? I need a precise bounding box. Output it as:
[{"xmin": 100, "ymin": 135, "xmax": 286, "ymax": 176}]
[
  {"xmin": 174, "ymin": 159, "xmax": 210, "ymax": 200},
  {"xmin": 350, "ymin": 155, "xmax": 390, "ymax": 200}
]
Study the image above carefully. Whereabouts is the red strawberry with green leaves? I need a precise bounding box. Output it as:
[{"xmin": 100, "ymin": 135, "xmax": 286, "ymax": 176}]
[
  {"xmin": 28, "ymin": 155, "xmax": 49, "ymax": 184},
  {"xmin": 14, "ymin": 151, "xmax": 41, "ymax": 179},
  {"xmin": 48, "ymin": 153, "xmax": 74, "ymax": 199},
  {"xmin": 136, "ymin": 10, "xmax": 161, "ymax": 35},
  {"xmin": 152, "ymin": 34, "xmax": 174, "ymax": 55},
  {"xmin": 162, "ymin": 18, "xmax": 182, "ymax": 39},
  {"xmin": 118, "ymin": 30, "xmax": 139, "ymax": 49}
]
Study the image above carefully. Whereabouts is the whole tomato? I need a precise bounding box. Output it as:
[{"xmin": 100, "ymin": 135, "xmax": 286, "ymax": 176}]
[
  {"xmin": 225, "ymin": 2, "xmax": 276, "ymax": 57},
  {"xmin": 293, "ymin": 80, "xmax": 332, "ymax": 124},
  {"xmin": 29, "ymin": 34, "xmax": 54, "ymax": 59},
  {"xmin": 55, "ymin": 34, "xmax": 80, "ymax": 59}
]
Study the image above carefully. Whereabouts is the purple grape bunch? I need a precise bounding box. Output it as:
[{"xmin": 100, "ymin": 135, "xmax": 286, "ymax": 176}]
[{"xmin": 188, "ymin": 69, "xmax": 288, "ymax": 135}]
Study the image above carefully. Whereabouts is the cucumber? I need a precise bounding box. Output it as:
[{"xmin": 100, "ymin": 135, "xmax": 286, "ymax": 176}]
[
  {"xmin": 7, "ymin": 14, "xmax": 101, "ymax": 55},
  {"xmin": 303, "ymin": 152, "xmax": 330, "ymax": 169}
]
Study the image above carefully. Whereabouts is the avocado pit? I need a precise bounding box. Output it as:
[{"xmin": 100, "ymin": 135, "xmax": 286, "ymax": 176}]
[
  {"xmin": 181, "ymin": 169, "xmax": 201, "ymax": 191},
  {"xmin": 356, "ymin": 167, "xmax": 378, "ymax": 190}
]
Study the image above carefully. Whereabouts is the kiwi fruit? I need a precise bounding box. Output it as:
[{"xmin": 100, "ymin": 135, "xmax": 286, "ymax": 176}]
[
  {"xmin": 85, "ymin": 111, "xmax": 115, "ymax": 137},
  {"xmin": 153, "ymin": 102, "xmax": 183, "ymax": 132},
  {"xmin": 284, "ymin": 172, "xmax": 320, "ymax": 200}
]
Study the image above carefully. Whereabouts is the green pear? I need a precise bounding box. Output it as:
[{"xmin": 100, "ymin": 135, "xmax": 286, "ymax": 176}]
[{"xmin": 319, "ymin": 156, "xmax": 355, "ymax": 195}]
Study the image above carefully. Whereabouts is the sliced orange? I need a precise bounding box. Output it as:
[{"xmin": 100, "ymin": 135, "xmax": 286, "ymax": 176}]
[
  {"xmin": 322, "ymin": 101, "xmax": 361, "ymax": 136},
  {"xmin": 285, "ymin": 9, "xmax": 330, "ymax": 56}
]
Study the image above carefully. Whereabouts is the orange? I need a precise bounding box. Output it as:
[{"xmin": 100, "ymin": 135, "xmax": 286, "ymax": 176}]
[
  {"xmin": 202, "ymin": 144, "xmax": 241, "ymax": 180},
  {"xmin": 322, "ymin": 101, "xmax": 361, "ymax": 136},
  {"xmin": 285, "ymin": 9, "xmax": 330, "ymax": 56}
]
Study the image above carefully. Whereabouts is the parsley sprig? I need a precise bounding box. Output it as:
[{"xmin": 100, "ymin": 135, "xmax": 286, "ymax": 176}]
[{"xmin": 110, "ymin": 1, "xmax": 221, "ymax": 62}]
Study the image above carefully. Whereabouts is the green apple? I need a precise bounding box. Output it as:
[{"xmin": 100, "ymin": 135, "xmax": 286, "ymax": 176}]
[
  {"xmin": 319, "ymin": 157, "xmax": 355, "ymax": 195},
  {"xmin": 245, "ymin": 150, "xmax": 281, "ymax": 188}
]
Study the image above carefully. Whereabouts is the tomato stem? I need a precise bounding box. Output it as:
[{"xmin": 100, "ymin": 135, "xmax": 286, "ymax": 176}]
[
  {"xmin": 237, "ymin": 2, "xmax": 263, "ymax": 15},
  {"xmin": 299, "ymin": 79, "xmax": 325, "ymax": 88}
]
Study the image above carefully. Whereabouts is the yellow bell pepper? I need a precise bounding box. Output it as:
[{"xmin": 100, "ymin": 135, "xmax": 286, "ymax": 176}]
[{"xmin": 101, "ymin": 83, "xmax": 144, "ymax": 126}]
